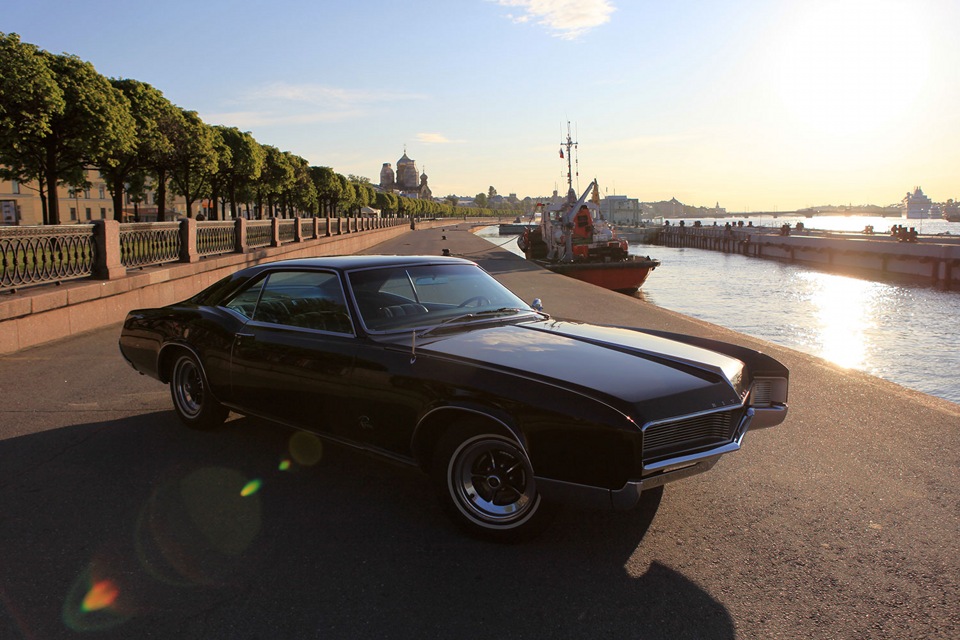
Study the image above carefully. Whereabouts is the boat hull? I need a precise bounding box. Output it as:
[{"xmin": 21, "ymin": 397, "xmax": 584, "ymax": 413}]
[{"xmin": 537, "ymin": 257, "xmax": 660, "ymax": 294}]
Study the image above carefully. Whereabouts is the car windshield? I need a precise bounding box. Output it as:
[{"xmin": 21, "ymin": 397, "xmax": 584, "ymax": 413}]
[{"xmin": 348, "ymin": 263, "xmax": 535, "ymax": 332}]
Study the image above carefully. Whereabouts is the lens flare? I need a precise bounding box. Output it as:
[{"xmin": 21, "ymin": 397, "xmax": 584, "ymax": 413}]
[
  {"xmin": 63, "ymin": 567, "xmax": 131, "ymax": 632},
  {"xmin": 289, "ymin": 432, "xmax": 323, "ymax": 466},
  {"xmin": 278, "ymin": 459, "xmax": 292, "ymax": 471},
  {"xmin": 82, "ymin": 579, "xmax": 119, "ymax": 612},
  {"xmin": 133, "ymin": 466, "xmax": 264, "ymax": 590},
  {"xmin": 240, "ymin": 479, "xmax": 262, "ymax": 497}
]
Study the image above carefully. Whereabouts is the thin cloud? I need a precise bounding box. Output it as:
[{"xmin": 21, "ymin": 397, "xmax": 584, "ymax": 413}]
[
  {"xmin": 416, "ymin": 133, "xmax": 465, "ymax": 144},
  {"xmin": 248, "ymin": 82, "xmax": 425, "ymax": 107},
  {"xmin": 204, "ymin": 82, "xmax": 427, "ymax": 129},
  {"xmin": 494, "ymin": 0, "xmax": 615, "ymax": 40},
  {"xmin": 200, "ymin": 110, "xmax": 361, "ymax": 128}
]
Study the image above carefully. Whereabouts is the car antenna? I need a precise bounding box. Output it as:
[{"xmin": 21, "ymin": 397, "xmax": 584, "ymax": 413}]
[{"xmin": 410, "ymin": 328, "xmax": 417, "ymax": 364}]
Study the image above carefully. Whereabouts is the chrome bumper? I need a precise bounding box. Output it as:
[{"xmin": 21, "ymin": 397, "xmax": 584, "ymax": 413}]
[{"xmin": 536, "ymin": 403, "xmax": 787, "ymax": 511}]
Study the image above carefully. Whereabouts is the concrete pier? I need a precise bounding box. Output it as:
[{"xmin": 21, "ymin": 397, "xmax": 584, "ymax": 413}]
[{"xmin": 650, "ymin": 226, "xmax": 960, "ymax": 289}]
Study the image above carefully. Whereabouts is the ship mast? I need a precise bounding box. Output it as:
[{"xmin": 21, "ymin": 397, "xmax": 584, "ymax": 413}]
[{"xmin": 561, "ymin": 122, "xmax": 577, "ymax": 201}]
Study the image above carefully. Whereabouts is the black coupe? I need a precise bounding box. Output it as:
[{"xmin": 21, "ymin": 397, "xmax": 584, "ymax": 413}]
[{"xmin": 119, "ymin": 255, "xmax": 789, "ymax": 541}]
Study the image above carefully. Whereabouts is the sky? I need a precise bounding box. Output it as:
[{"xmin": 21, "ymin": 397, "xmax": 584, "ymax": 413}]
[{"xmin": 7, "ymin": 0, "xmax": 960, "ymax": 211}]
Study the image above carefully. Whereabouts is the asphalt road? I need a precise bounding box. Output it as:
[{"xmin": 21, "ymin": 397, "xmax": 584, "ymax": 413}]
[{"xmin": 1, "ymin": 223, "xmax": 957, "ymax": 639}]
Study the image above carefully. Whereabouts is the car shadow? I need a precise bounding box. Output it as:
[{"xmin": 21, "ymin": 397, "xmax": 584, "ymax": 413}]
[{"xmin": 0, "ymin": 412, "xmax": 735, "ymax": 640}]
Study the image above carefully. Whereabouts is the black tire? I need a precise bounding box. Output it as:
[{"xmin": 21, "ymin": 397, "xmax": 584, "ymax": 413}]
[
  {"xmin": 168, "ymin": 351, "xmax": 229, "ymax": 430},
  {"xmin": 432, "ymin": 422, "xmax": 553, "ymax": 542}
]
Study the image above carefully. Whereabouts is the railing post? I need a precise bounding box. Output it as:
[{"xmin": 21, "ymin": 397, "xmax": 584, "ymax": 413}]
[
  {"xmin": 325, "ymin": 215, "xmax": 332, "ymax": 237},
  {"xmin": 235, "ymin": 217, "xmax": 248, "ymax": 253},
  {"xmin": 337, "ymin": 217, "xmax": 343, "ymax": 235},
  {"xmin": 294, "ymin": 217, "xmax": 304, "ymax": 242},
  {"xmin": 312, "ymin": 217, "xmax": 320, "ymax": 239},
  {"xmin": 92, "ymin": 220, "xmax": 125, "ymax": 279},
  {"xmin": 179, "ymin": 218, "xmax": 199, "ymax": 263},
  {"xmin": 271, "ymin": 217, "xmax": 281, "ymax": 247}
]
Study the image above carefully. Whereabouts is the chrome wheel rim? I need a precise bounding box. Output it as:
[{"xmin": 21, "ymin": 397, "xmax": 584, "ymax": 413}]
[
  {"xmin": 173, "ymin": 357, "xmax": 203, "ymax": 419},
  {"xmin": 448, "ymin": 435, "xmax": 537, "ymax": 527}
]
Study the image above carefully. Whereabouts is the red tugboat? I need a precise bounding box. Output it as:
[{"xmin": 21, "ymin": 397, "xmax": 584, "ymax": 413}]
[{"xmin": 518, "ymin": 129, "xmax": 660, "ymax": 294}]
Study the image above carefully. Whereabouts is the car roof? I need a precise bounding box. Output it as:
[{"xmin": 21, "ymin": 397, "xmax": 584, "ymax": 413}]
[{"xmin": 251, "ymin": 255, "xmax": 476, "ymax": 273}]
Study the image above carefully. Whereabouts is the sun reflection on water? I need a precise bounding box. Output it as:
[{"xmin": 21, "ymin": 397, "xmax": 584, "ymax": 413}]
[{"xmin": 801, "ymin": 272, "xmax": 879, "ymax": 369}]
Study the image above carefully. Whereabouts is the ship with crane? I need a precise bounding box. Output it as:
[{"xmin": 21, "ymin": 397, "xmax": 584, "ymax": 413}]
[{"xmin": 517, "ymin": 126, "xmax": 660, "ymax": 294}]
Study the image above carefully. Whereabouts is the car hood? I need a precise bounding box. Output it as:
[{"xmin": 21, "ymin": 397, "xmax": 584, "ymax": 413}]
[{"xmin": 416, "ymin": 319, "xmax": 748, "ymax": 419}]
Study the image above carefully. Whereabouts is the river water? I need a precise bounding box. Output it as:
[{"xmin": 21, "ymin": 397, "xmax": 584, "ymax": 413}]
[{"xmin": 478, "ymin": 217, "xmax": 960, "ymax": 405}]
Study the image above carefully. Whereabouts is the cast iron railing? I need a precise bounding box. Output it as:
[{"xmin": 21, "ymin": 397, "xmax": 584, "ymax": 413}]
[
  {"xmin": 1, "ymin": 225, "xmax": 96, "ymax": 289},
  {"xmin": 0, "ymin": 215, "xmax": 408, "ymax": 291},
  {"xmin": 119, "ymin": 222, "xmax": 181, "ymax": 268}
]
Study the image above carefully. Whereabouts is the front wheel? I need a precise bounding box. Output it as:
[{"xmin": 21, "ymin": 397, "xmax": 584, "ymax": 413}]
[
  {"xmin": 169, "ymin": 351, "xmax": 228, "ymax": 430},
  {"xmin": 433, "ymin": 423, "xmax": 553, "ymax": 542}
]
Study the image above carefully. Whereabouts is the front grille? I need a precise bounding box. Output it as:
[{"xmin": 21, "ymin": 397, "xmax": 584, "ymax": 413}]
[{"xmin": 643, "ymin": 409, "xmax": 740, "ymax": 458}]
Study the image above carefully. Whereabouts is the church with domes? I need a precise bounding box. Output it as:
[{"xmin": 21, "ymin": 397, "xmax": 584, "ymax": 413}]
[{"xmin": 379, "ymin": 150, "xmax": 432, "ymax": 200}]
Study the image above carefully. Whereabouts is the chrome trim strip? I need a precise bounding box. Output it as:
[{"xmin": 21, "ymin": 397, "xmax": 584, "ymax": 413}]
[
  {"xmin": 536, "ymin": 437, "xmax": 747, "ymax": 512},
  {"xmin": 642, "ymin": 441, "xmax": 741, "ymax": 474}
]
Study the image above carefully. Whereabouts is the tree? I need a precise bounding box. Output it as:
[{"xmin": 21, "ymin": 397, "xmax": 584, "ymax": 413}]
[
  {"xmin": 374, "ymin": 191, "xmax": 399, "ymax": 216},
  {"xmin": 474, "ymin": 192, "xmax": 488, "ymax": 208},
  {"xmin": 168, "ymin": 109, "xmax": 218, "ymax": 218},
  {"xmin": 0, "ymin": 36, "xmax": 134, "ymax": 224},
  {"xmin": 309, "ymin": 166, "xmax": 342, "ymax": 217},
  {"xmin": 99, "ymin": 79, "xmax": 176, "ymax": 221},
  {"xmin": 206, "ymin": 126, "xmax": 230, "ymax": 220},
  {"xmin": 488, "ymin": 186, "xmax": 498, "ymax": 199},
  {"xmin": 145, "ymin": 105, "xmax": 186, "ymax": 221},
  {"xmin": 444, "ymin": 194, "xmax": 459, "ymax": 207},
  {"xmin": 336, "ymin": 173, "xmax": 355, "ymax": 217},
  {"xmin": 256, "ymin": 146, "xmax": 295, "ymax": 218},
  {"xmin": 214, "ymin": 126, "xmax": 264, "ymax": 219},
  {"xmin": 348, "ymin": 180, "xmax": 369, "ymax": 217},
  {"xmin": 284, "ymin": 153, "xmax": 317, "ymax": 217},
  {"xmin": 0, "ymin": 33, "xmax": 64, "ymax": 224}
]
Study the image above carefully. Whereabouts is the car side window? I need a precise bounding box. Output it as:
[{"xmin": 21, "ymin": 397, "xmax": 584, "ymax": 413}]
[
  {"xmin": 223, "ymin": 278, "xmax": 265, "ymax": 319},
  {"xmin": 251, "ymin": 270, "xmax": 354, "ymax": 334}
]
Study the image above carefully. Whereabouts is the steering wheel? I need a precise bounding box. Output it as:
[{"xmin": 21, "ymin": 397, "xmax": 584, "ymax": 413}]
[{"xmin": 458, "ymin": 296, "xmax": 490, "ymax": 308}]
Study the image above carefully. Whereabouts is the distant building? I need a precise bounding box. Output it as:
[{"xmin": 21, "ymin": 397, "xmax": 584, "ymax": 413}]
[
  {"xmin": 647, "ymin": 198, "xmax": 686, "ymax": 218},
  {"xmin": 379, "ymin": 151, "xmax": 432, "ymax": 200},
  {"xmin": 599, "ymin": 195, "xmax": 641, "ymax": 224},
  {"xmin": 643, "ymin": 197, "xmax": 725, "ymax": 219},
  {"xmin": 902, "ymin": 186, "xmax": 933, "ymax": 219},
  {"xmin": 1, "ymin": 167, "xmax": 197, "ymax": 225}
]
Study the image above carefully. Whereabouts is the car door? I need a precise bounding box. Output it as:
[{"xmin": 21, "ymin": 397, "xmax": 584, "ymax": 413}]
[{"xmin": 227, "ymin": 269, "xmax": 357, "ymax": 436}]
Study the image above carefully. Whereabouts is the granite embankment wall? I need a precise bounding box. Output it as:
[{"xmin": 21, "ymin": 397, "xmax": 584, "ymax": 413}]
[
  {"xmin": 649, "ymin": 227, "xmax": 960, "ymax": 289},
  {"xmin": 0, "ymin": 220, "xmax": 457, "ymax": 355}
]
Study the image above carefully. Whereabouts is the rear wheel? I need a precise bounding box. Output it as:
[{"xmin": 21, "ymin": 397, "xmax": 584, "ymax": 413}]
[
  {"xmin": 169, "ymin": 351, "xmax": 228, "ymax": 430},
  {"xmin": 433, "ymin": 422, "xmax": 553, "ymax": 542}
]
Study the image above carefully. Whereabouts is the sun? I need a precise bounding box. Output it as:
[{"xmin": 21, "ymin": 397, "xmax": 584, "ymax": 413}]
[{"xmin": 774, "ymin": 0, "xmax": 932, "ymax": 135}]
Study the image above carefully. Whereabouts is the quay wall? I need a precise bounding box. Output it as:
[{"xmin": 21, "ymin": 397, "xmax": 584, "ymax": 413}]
[
  {"xmin": 0, "ymin": 219, "xmax": 457, "ymax": 355},
  {"xmin": 651, "ymin": 228, "xmax": 960, "ymax": 289}
]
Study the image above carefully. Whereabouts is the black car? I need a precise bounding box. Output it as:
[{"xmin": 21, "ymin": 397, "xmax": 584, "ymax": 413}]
[{"xmin": 119, "ymin": 255, "xmax": 788, "ymax": 541}]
